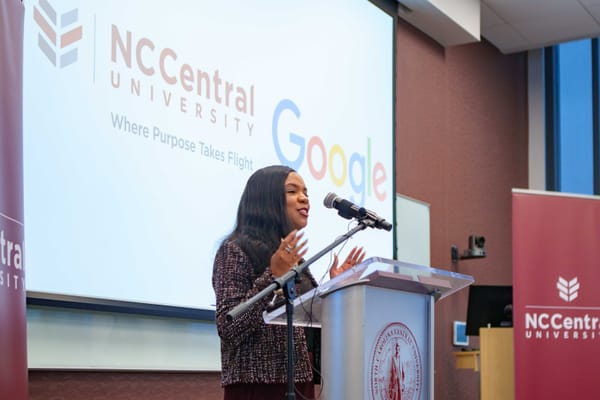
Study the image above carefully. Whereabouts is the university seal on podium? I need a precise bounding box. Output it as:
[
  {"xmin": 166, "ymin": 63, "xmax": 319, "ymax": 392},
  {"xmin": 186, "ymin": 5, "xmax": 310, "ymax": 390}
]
[{"xmin": 369, "ymin": 322, "xmax": 422, "ymax": 400}]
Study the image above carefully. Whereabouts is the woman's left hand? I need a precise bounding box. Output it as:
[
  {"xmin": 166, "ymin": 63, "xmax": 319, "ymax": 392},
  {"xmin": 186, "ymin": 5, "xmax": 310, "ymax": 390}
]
[{"xmin": 329, "ymin": 246, "xmax": 366, "ymax": 279}]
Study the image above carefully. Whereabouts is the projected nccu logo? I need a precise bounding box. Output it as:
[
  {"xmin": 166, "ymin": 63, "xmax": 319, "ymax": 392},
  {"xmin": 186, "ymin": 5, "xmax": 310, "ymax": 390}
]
[{"xmin": 33, "ymin": 0, "xmax": 83, "ymax": 68}]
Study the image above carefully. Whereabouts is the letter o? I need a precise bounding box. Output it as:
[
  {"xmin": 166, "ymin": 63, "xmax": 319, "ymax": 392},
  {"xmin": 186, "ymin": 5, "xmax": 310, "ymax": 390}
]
[
  {"xmin": 328, "ymin": 144, "xmax": 347, "ymax": 187},
  {"xmin": 307, "ymin": 136, "xmax": 326, "ymax": 179}
]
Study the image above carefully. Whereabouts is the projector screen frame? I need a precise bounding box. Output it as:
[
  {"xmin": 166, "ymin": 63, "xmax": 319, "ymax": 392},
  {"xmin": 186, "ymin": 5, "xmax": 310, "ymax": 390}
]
[{"xmin": 26, "ymin": 291, "xmax": 216, "ymax": 320}]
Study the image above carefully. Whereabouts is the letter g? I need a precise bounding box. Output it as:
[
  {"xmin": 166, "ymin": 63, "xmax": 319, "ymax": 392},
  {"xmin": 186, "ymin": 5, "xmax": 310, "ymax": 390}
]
[{"xmin": 272, "ymin": 99, "xmax": 304, "ymax": 170}]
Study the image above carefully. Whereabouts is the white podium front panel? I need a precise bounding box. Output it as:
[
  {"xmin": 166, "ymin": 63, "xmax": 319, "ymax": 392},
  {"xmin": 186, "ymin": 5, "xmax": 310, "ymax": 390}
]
[{"xmin": 321, "ymin": 285, "xmax": 433, "ymax": 400}]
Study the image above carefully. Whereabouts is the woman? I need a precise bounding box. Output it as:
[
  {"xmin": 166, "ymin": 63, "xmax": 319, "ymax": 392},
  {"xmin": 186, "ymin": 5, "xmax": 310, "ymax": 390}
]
[{"xmin": 212, "ymin": 165, "xmax": 364, "ymax": 400}]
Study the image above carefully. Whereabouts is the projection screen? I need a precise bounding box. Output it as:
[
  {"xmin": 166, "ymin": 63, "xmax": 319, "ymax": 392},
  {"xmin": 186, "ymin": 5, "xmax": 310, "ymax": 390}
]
[{"xmin": 22, "ymin": 0, "xmax": 395, "ymax": 313}]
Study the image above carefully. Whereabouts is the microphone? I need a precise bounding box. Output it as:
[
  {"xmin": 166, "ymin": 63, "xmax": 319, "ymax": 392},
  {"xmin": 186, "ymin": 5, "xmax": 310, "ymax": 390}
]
[{"xmin": 323, "ymin": 192, "xmax": 392, "ymax": 231}]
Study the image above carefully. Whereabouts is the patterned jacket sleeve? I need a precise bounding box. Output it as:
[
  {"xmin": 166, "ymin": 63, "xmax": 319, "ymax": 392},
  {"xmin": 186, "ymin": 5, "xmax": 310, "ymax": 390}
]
[{"xmin": 212, "ymin": 240, "xmax": 273, "ymax": 347}]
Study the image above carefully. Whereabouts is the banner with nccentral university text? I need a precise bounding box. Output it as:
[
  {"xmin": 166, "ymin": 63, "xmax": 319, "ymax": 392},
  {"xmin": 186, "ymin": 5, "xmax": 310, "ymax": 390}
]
[
  {"xmin": 513, "ymin": 190, "xmax": 600, "ymax": 399},
  {"xmin": 0, "ymin": 1, "xmax": 27, "ymax": 399}
]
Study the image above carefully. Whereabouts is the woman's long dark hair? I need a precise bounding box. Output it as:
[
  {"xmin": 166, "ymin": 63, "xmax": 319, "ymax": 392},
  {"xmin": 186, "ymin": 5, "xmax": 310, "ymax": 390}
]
[{"xmin": 226, "ymin": 165, "xmax": 295, "ymax": 273}]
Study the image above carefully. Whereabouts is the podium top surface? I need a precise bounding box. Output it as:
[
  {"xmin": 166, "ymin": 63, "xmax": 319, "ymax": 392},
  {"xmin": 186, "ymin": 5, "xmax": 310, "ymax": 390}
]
[{"xmin": 264, "ymin": 257, "xmax": 474, "ymax": 327}]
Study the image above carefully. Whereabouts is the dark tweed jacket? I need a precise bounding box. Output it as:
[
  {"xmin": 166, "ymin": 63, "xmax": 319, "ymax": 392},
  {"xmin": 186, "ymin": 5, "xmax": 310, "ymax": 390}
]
[{"xmin": 212, "ymin": 239, "xmax": 317, "ymax": 386}]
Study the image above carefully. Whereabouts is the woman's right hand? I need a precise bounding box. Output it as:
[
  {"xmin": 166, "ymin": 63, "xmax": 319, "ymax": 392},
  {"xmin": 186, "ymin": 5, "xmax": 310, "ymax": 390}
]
[{"xmin": 270, "ymin": 230, "xmax": 308, "ymax": 278}]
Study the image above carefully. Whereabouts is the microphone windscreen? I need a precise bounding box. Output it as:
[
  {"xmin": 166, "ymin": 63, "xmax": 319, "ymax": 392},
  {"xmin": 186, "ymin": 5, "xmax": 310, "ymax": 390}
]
[{"xmin": 323, "ymin": 192, "xmax": 338, "ymax": 209}]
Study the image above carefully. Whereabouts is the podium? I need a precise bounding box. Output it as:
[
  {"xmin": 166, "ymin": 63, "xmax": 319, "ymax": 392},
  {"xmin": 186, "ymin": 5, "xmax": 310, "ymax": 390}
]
[{"xmin": 264, "ymin": 257, "xmax": 473, "ymax": 400}]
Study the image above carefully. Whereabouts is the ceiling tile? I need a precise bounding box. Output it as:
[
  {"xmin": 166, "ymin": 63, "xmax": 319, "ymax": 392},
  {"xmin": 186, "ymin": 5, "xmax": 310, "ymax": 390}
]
[
  {"xmin": 579, "ymin": 0, "xmax": 600, "ymax": 7},
  {"xmin": 481, "ymin": 3, "xmax": 505, "ymax": 28},
  {"xmin": 483, "ymin": 0, "xmax": 583, "ymax": 23},
  {"xmin": 482, "ymin": 24, "xmax": 529, "ymax": 53},
  {"xmin": 512, "ymin": 10, "xmax": 600, "ymax": 45},
  {"xmin": 583, "ymin": 4, "xmax": 600, "ymax": 22}
]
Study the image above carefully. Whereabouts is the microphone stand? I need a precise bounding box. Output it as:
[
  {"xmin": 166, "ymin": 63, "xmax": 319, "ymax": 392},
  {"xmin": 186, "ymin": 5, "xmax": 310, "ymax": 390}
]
[{"xmin": 226, "ymin": 219, "xmax": 374, "ymax": 399}]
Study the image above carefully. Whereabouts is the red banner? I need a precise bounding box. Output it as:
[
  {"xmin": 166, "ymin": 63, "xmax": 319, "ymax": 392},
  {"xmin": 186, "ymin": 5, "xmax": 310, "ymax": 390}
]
[
  {"xmin": 0, "ymin": 1, "xmax": 27, "ymax": 399},
  {"xmin": 513, "ymin": 190, "xmax": 600, "ymax": 399}
]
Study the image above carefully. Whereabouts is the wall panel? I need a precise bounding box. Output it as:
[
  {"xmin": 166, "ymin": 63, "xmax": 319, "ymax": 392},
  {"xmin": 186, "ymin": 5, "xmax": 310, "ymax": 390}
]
[{"xmin": 396, "ymin": 19, "xmax": 528, "ymax": 400}]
